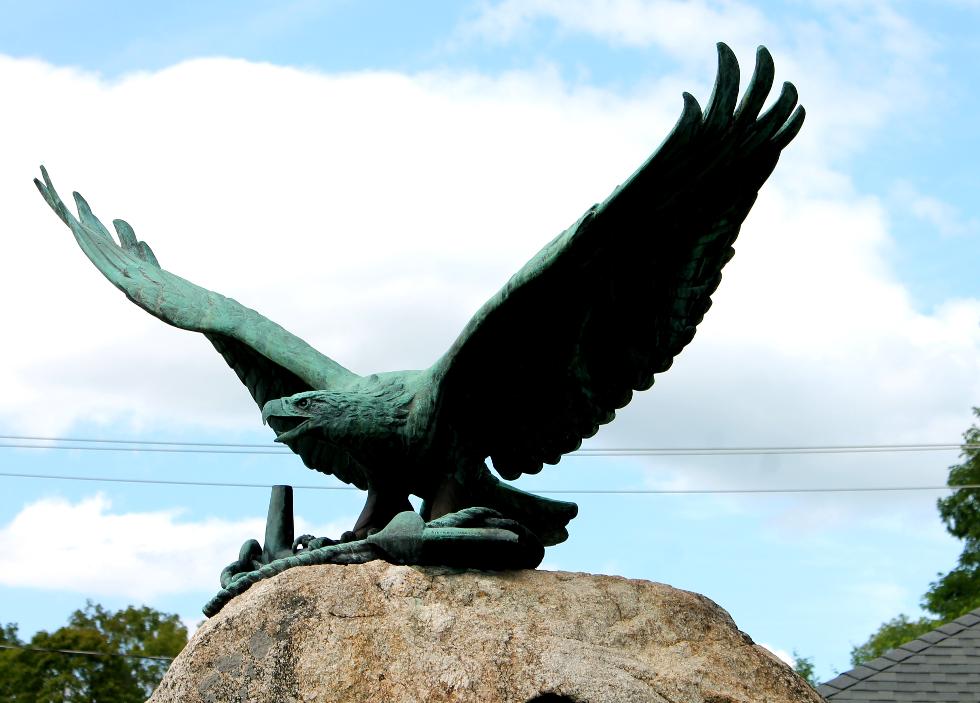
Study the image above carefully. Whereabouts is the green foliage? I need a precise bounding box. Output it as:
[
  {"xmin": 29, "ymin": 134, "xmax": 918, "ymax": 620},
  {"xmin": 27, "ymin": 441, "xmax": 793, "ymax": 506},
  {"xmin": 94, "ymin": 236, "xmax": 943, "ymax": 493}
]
[
  {"xmin": 850, "ymin": 614, "xmax": 939, "ymax": 666},
  {"xmin": 924, "ymin": 408, "xmax": 980, "ymax": 620},
  {"xmin": 65, "ymin": 602, "xmax": 188, "ymax": 696},
  {"xmin": 0, "ymin": 623, "xmax": 32, "ymax": 703},
  {"xmin": 852, "ymin": 409, "xmax": 980, "ymax": 666},
  {"xmin": 922, "ymin": 554, "xmax": 980, "ymax": 621},
  {"xmin": 0, "ymin": 602, "xmax": 187, "ymax": 703},
  {"xmin": 937, "ymin": 409, "xmax": 980, "ymax": 545},
  {"xmin": 792, "ymin": 651, "xmax": 818, "ymax": 687}
]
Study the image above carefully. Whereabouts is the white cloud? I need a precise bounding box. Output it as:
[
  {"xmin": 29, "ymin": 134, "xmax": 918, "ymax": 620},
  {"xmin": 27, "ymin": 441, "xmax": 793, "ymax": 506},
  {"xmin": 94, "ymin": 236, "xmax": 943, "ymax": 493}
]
[
  {"xmin": 0, "ymin": 17, "xmax": 976, "ymax": 536},
  {"xmin": 0, "ymin": 494, "xmax": 352, "ymax": 598},
  {"xmin": 0, "ymin": 54, "xmax": 680, "ymax": 434},
  {"xmin": 458, "ymin": 0, "xmax": 769, "ymax": 56},
  {"xmin": 891, "ymin": 181, "xmax": 979, "ymax": 238},
  {"xmin": 759, "ymin": 642, "xmax": 795, "ymax": 667},
  {"xmin": 459, "ymin": 0, "xmax": 942, "ymax": 169}
]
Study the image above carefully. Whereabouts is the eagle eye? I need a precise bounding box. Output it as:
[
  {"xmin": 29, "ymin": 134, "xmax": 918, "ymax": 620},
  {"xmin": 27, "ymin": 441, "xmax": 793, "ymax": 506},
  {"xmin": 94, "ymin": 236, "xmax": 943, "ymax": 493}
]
[{"xmin": 296, "ymin": 398, "xmax": 310, "ymax": 409}]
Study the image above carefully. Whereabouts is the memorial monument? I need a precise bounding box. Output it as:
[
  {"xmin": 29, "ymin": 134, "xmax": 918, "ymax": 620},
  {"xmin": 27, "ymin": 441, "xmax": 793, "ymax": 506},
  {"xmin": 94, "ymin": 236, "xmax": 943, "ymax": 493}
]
[{"xmin": 37, "ymin": 43, "xmax": 807, "ymax": 675}]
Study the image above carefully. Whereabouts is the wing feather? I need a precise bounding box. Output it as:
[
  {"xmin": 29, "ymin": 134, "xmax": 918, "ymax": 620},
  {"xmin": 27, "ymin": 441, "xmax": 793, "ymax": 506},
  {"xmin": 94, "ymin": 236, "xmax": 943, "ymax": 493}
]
[
  {"xmin": 425, "ymin": 43, "xmax": 804, "ymax": 480},
  {"xmin": 36, "ymin": 170, "xmax": 366, "ymax": 486},
  {"xmin": 34, "ymin": 168, "xmax": 356, "ymax": 392}
]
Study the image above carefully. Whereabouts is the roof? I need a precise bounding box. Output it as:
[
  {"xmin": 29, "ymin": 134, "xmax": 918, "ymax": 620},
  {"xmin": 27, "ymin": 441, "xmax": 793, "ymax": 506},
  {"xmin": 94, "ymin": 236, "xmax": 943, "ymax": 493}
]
[{"xmin": 817, "ymin": 607, "xmax": 980, "ymax": 701}]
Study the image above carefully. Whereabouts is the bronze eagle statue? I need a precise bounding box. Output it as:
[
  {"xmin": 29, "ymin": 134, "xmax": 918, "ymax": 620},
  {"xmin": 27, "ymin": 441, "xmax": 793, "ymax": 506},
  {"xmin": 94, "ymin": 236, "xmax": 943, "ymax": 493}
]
[{"xmin": 36, "ymin": 43, "xmax": 803, "ymax": 548}]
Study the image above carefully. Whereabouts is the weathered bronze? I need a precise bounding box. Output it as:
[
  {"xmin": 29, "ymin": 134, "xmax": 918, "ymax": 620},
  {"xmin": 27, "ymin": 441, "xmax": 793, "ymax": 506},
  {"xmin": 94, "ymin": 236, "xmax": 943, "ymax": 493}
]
[
  {"xmin": 36, "ymin": 43, "xmax": 803, "ymax": 572},
  {"xmin": 205, "ymin": 486, "xmax": 544, "ymax": 616}
]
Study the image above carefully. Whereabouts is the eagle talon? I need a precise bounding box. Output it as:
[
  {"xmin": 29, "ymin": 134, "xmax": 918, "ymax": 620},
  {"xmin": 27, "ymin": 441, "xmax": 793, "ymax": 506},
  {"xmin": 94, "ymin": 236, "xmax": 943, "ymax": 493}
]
[
  {"xmin": 292, "ymin": 534, "xmax": 339, "ymax": 552},
  {"xmin": 292, "ymin": 534, "xmax": 315, "ymax": 551}
]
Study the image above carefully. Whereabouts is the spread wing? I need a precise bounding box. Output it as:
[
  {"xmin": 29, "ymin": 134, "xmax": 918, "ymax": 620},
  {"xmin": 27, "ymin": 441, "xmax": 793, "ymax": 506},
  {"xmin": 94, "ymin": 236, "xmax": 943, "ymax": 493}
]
[
  {"xmin": 425, "ymin": 44, "xmax": 804, "ymax": 480},
  {"xmin": 35, "ymin": 170, "xmax": 370, "ymax": 488}
]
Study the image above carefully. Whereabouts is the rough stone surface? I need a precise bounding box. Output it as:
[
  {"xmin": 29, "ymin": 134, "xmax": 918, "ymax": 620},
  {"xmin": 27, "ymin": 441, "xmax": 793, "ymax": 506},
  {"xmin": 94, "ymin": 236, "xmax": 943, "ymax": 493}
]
[{"xmin": 151, "ymin": 562, "xmax": 821, "ymax": 703}]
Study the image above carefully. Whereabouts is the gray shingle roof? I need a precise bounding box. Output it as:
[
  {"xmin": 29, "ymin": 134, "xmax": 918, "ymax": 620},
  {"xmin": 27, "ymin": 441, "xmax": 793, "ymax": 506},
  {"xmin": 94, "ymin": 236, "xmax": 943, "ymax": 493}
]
[{"xmin": 817, "ymin": 607, "xmax": 980, "ymax": 701}]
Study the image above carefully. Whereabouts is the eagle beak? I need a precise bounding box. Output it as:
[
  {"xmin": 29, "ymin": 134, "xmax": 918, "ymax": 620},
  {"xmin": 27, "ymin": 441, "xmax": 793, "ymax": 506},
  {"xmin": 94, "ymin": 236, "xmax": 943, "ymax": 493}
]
[
  {"xmin": 272, "ymin": 420, "xmax": 314, "ymax": 444},
  {"xmin": 261, "ymin": 398, "xmax": 285, "ymax": 426},
  {"xmin": 262, "ymin": 397, "xmax": 316, "ymax": 444}
]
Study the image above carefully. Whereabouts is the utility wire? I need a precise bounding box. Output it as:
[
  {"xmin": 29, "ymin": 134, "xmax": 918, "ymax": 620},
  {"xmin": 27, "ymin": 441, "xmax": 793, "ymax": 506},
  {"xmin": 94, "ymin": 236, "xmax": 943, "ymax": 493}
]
[
  {"xmin": 0, "ymin": 443, "xmax": 287, "ymax": 455},
  {"xmin": 0, "ymin": 643, "xmax": 173, "ymax": 662},
  {"xmin": 562, "ymin": 445, "xmax": 977, "ymax": 456},
  {"xmin": 0, "ymin": 435, "xmax": 277, "ymax": 447},
  {"xmin": 0, "ymin": 470, "xmax": 977, "ymax": 495},
  {"xmin": 1, "ymin": 436, "xmax": 976, "ymax": 457}
]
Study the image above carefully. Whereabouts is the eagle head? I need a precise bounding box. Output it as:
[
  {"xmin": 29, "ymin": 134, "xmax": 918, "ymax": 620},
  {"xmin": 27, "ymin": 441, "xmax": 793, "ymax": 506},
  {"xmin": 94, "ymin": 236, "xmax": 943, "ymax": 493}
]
[
  {"xmin": 261, "ymin": 391, "xmax": 338, "ymax": 443},
  {"xmin": 261, "ymin": 386, "xmax": 411, "ymax": 446}
]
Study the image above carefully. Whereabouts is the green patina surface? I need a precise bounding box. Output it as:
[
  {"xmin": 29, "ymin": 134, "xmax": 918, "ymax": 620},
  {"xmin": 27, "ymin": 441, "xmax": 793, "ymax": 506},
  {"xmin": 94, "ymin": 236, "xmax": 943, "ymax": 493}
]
[
  {"xmin": 36, "ymin": 42, "xmax": 803, "ymax": 607},
  {"xmin": 205, "ymin": 486, "xmax": 543, "ymax": 617}
]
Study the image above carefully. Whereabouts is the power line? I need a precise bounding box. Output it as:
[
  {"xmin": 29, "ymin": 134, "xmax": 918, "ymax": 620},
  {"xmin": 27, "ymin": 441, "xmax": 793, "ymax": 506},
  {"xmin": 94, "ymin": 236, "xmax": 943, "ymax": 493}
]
[
  {"xmin": 0, "ymin": 435, "xmax": 279, "ymax": 448},
  {"xmin": 541, "ymin": 485, "xmax": 980, "ymax": 494},
  {"xmin": 0, "ymin": 443, "xmax": 286, "ymax": 455},
  {"xmin": 0, "ymin": 471, "xmax": 352, "ymax": 490},
  {"xmin": 0, "ymin": 470, "xmax": 977, "ymax": 495},
  {"xmin": 569, "ymin": 445, "xmax": 978, "ymax": 456},
  {"xmin": 0, "ymin": 643, "xmax": 173, "ymax": 662},
  {"xmin": 0, "ymin": 436, "xmax": 976, "ymax": 457}
]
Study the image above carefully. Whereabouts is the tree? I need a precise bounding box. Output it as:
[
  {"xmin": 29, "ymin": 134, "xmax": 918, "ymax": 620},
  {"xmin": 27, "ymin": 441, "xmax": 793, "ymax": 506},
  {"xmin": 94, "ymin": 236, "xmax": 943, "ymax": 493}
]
[
  {"xmin": 792, "ymin": 651, "xmax": 818, "ymax": 688},
  {"xmin": 0, "ymin": 623, "xmax": 33, "ymax": 703},
  {"xmin": 851, "ymin": 409, "xmax": 980, "ymax": 665},
  {"xmin": 849, "ymin": 614, "xmax": 938, "ymax": 666},
  {"xmin": 0, "ymin": 602, "xmax": 187, "ymax": 702},
  {"xmin": 64, "ymin": 603, "xmax": 187, "ymax": 697},
  {"xmin": 924, "ymin": 408, "xmax": 980, "ymax": 619}
]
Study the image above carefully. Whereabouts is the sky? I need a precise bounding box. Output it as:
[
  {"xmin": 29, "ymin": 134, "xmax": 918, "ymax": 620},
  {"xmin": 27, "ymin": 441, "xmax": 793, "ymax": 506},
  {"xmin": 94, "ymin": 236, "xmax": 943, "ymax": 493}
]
[{"xmin": 0, "ymin": 0, "xmax": 979, "ymax": 683}]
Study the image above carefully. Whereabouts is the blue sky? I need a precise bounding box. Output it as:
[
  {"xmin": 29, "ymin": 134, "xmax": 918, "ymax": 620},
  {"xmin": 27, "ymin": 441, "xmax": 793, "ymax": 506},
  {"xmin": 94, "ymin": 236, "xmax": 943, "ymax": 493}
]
[
  {"xmin": 1, "ymin": 0, "xmax": 979, "ymax": 683},
  {"xmin": 3, "ymin": 0, "xmax": 977, "ymax": 307}
]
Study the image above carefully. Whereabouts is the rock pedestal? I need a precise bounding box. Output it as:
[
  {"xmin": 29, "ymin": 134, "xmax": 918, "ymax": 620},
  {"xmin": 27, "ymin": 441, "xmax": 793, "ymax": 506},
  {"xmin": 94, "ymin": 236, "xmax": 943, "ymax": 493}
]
[{"xmin": 150, "ymin": 562, "xmax": 821, "ymax": 703}]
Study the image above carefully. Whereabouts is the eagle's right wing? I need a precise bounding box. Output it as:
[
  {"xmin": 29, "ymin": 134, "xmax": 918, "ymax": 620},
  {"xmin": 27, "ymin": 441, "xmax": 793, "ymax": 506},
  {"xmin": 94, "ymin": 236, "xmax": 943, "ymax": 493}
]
[
  {"xmin": 35, "ymin": 169, "xmax": 370, "ymax": 488},
  {"xmin": 424, "ymin": 44, "xmax": 803, "ymax": 481}
]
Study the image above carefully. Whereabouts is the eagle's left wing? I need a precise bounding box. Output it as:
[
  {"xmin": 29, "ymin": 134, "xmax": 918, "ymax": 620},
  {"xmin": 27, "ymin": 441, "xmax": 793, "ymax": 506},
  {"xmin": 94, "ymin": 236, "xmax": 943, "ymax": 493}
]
[
  {"xmin": 35, "ymin": 169, "xmax": 371, "ymax": 488},
  {"xmin": 424, "ymin": 44, "xmax": 803, "ymax": 480}
]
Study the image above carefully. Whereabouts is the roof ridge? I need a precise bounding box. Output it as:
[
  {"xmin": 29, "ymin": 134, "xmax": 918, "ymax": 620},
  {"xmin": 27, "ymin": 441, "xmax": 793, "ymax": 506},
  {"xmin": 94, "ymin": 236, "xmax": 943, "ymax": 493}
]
[{"xmin": 817, "ymin": 606, "xmax": 980, "ymax": 697}]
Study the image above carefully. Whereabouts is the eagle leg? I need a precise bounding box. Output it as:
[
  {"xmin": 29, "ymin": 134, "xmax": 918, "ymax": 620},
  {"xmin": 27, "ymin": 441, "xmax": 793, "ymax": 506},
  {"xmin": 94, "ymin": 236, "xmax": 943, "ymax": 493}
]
[
  {"xmin": 342, "ymin": 488, "xmax": 414, "ymax": 541},
  {"xmin": 419, "ymin": 476, "xmax": 470, "ymax": 522},
  {"xmin": 420, "ymin": 468, "xmax": 577, "ymax": 547}
]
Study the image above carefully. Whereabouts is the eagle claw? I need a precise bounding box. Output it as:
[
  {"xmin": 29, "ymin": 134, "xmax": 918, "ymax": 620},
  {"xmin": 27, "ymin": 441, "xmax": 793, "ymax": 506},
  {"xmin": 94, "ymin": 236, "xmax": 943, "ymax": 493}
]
[{"xmin": 292, "ymin": 534, "xmax": 339, "ymax": 551}]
